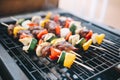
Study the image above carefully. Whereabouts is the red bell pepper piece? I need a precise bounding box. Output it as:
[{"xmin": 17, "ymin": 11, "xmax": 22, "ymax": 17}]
[
  {"xmin": 85, "ymin": 30, "xmax": 93, "ymax": 41},
  {"xmin": 20, "ymin": 33, "xmax": 31, "ymax": 39},
  {"xmin": 55, "ymin": 25, "xmax": 60, "ymax": 35},
  {"xmin": 54, "ymin": 15, "xmax": 59, "ymax": 22},
  {"xmin": 64, "ymin": 18, "xmax": 72, "ymax": 28},
  {"xmin": 37, "ymin": 29, "xmax": 48, "ymax": 39},
  {"xmin": 49, "ymin": 47, "xmax": 61, "ymax": 60},
  {"xmin": 64, "ymin": 20, "xmax": 70, "ymax": 28},
  {"xmin": 65, "ymin": 32, "xmax": 72, "ymax": 41},
  {"xmin": 38, "ymin": 39, "xmax": 43, "ymax": 45},
  {"xmin": 27, "ymin": 23, "xmax": 38, "ymax": 27}
]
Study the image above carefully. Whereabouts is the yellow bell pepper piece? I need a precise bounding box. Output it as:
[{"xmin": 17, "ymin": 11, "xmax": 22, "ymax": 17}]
[
  {"xmin": 45, "ymin": 12, "xmax": 52, "ymax": 19},
  {"xmin": 40, "ymin": 19, "xmax": 50, "ymax": 28},
  {"xmin": 13, "ymin": 26, "xmax": 26, "ymax": 37},
  {"xmin": 64, "ymin": 52, "xmax": 76, "ymax": 68},
  {"xmin": 51, "ymin": 38, "xmax": 65, "ymax": 45},
  {"xmin": 82, "ymin": 39, "xmax": 92, "ymax": 51},
  {"xmin": 96, "ymin": 34, "xmax": 105, "ymax": 45}
]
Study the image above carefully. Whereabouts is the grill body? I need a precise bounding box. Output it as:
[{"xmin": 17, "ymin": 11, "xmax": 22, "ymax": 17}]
[{"xmin": 0, "ymin": 9, "xmax": 120, "ymax": 80}]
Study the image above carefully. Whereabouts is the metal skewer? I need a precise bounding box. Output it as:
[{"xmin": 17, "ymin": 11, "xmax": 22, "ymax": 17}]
[
  {"xmin": 90, "ymin": 45, "xmax": 108, "ymax": 51},
  {"xmin": 69, "ymin": 51, "xmax": 82, "ymax": 58},
  {"xmin": 103, "ymin": 39, "xmax": 115, "ymax": 45},
  {"xmin": 57, "ymin": 55, "xmax": 94, "ymax": 71},
  {"xmin": 10, "ymin": 17, "xmax": 18, "ymax": 21},
  {"xmin": 75, "ymin": 57, "xmax": 82, "ymax": 62},
  {"xmin": 74, "ymin": 60, "xmax": 94, "ymax": 71},
  {"xmin": 1, "ymin": 22, "xmax": 9, "ymax": 27}
]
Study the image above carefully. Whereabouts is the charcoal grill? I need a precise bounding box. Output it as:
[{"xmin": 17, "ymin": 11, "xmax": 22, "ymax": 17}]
[{"xmin": 0, "ymin": 9, "xmax": 120, "ymax": 80}]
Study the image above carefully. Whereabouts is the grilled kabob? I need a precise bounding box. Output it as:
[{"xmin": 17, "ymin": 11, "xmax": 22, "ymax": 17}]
[
  {"xmin": 46, "ymin": 12, "xmax": 114, "ymax": 45},
  {"xmin": 61, "ymin": 28, "xmax": 105, "ymax": 51},
  {"xmin": 5, "ymin": 24, "xmax": 26, "ymax": 38},
  {"xmin": 9, "ymin": 16, "xmax": 43, "ymax": 38},
  {"xmin": 19, "ymin": 33, "xmax": 84, "ymax": 69},
  {"xmin": 11, "ymin": 15, "xmax": 41, "ymax": 27},
  {"xmin": 19, "ymin": 33, "xmax": 93, "ymax": 71}
]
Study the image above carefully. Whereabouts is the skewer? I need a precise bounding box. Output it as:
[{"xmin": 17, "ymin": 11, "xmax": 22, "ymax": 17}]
[
  {"xmin": 90, "ymin": 45, "xmax": 108, "ymax": 51},
  {"xmin": 10, "ymin": 17, "xmax": 18, "ymax": 21},
  {"xmin": 1, "ymin": 22, "xmax": 9, "ymax": 27},
  {"xmin": 75, "ymin": 57, "xmax": 82, "ymax": 62},
  {"xmin": 69, "ymin": 51, "xmax": 82, "ymax": 58},
  {"xmin": 74, "ymin": 60, "xmax": 94, "ymax": 71},
  {"xmin": 57, "ymin": 55, "xmax": 93, "ymax": 71},
  {"xmin": 103, "ymin": 39, "xmax": 115, "ymax": 45},
  {"xmin": 69, "ymin": 51, "xmax": 83, "ymax": 62}
]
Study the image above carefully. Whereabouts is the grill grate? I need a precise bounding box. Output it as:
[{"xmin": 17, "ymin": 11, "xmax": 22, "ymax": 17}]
[{"xmin": 0, "ymin": 13, "xmax": 120, "ymax": 80}]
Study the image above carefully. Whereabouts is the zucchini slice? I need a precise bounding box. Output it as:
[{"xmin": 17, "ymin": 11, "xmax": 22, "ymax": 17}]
[
  {"xmin": 16, "ymin": 18, "xmax": 25, "ymax": 25},
  {"xmin": 75, "ymin": 38, "xmax": 86, "ymax": 47},
  {"xmin": 69, "ymin": 24, "xmax": 76, "ymax": 35},
  {"xmin": 47, "ymin": 36, "xmax": 56, "ymax": 42},
  {"xmin": 44, "ymin": 33, "xmax": 56, "ymax": 42},
  {"xmin": 28, "ymin": 38, "xmax": 37, "ymax": 52},
  {"xmin": 57, "ymin": 51, "xmax": 66, "ymax": 65}
]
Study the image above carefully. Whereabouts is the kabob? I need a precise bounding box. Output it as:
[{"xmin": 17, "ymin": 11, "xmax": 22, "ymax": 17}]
[
  {"xmin": 45, "ymin": 12, "xmax": 115, "ymax": 44},
  {"xmin": 1, "ymin": 22, "xmax": 94, "ymax": 71},
  {"xmin": 41, "ymin": 12, "xmax": 115, "ymax": 51}
]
